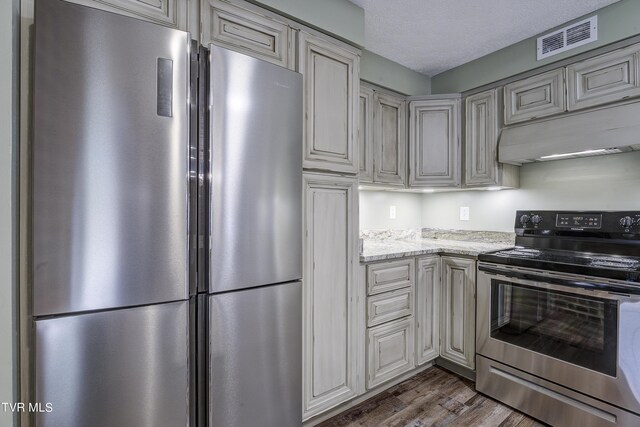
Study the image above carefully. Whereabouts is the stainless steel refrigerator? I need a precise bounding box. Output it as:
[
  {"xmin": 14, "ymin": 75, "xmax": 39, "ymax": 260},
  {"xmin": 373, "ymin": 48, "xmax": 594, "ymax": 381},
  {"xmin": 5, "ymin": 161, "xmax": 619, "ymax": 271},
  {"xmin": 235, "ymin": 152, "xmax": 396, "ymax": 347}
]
[{"xmin": 32, "ymin": 0, "xmax": 302, "ymax": 425}]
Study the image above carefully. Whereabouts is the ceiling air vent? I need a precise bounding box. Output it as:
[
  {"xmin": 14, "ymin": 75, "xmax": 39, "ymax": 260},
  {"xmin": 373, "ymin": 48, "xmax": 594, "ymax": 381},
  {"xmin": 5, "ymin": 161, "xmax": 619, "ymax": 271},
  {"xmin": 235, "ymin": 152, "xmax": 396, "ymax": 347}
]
[{"xmin": 537, "ymin": 16, "xmax": 598, "ymax": 60}]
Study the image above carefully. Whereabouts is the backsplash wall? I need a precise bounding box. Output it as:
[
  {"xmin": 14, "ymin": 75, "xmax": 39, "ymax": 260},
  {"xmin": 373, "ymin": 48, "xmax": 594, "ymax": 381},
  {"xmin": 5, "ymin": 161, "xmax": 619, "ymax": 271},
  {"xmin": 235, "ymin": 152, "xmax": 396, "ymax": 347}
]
[
  {"xmin": 421, "ymin": 152, "xmax": 640, "ymax": 232},
  {"xmin": 359, "ymin": 152, "xmax": 640, "ymax": 232},
  {"xmin": 359, "ymin": 191, "xmax": 423, "ymax": 230}
]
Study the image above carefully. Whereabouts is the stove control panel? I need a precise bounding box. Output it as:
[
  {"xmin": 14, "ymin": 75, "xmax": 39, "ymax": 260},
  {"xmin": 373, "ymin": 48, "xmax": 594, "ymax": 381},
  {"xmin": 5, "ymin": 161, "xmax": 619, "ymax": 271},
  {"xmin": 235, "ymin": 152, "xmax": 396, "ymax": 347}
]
[
  {"xmin": 515, "ymin": 210, "xmax": 640, "ymax": 234},
  {"xmin": 556, "ymin": 213, "xmax": 601, "ymax": 229}
]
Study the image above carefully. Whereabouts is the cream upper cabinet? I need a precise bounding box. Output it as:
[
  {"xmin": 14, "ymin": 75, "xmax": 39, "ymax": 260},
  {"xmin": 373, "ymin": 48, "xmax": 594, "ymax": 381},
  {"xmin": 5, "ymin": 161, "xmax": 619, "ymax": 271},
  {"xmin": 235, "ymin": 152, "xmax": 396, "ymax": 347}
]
[
  {"xmin": 66, "ymin": 0, "xmax": 188, "ymax": 29},
  {"xmin": 440, "ymin": 256, "xmax": 476, "ymax": 370},
  {"xmin": 504, "ymin": 68, "xmax": 566, "ymax": 125},
  {"xmin": 415, "ymin": 256, "xmax": 440, "ymax": 366},
  {"xmin": 464, "ymin": 89, "xmax": 519, "ymax": 188},
  {"xmin": 409, "ymin": 98, "xmax": 461, "ymax": 188},
  {"xmin": 303, "ymin": 173, "xmax": 359, "ymax": 420},
  {"xmin": 202, "ymin": 0, "xmax": 295, "ymax": 69},
  {"xmin": 359, "ymin": 85, "xmax": 375, "ymax": 183},
  {"xmin": 373, "ymin": 92, "xmax": 407, "ymax": 187},
  {"xmin": 299, "ymin": 31, "xmax": 360, "ymax": 174},
  {"xmin": 567, "ymin": 44, "xmax": 640, "ymax": 111}
]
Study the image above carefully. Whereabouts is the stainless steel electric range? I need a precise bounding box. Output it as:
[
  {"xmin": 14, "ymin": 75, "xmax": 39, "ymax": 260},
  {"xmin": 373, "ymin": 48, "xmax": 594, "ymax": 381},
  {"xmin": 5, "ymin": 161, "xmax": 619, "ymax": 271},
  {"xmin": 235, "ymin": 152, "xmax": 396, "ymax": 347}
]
[{"xmin": 476, "ymin": 211, "xmax": 640, "ymax": 427}]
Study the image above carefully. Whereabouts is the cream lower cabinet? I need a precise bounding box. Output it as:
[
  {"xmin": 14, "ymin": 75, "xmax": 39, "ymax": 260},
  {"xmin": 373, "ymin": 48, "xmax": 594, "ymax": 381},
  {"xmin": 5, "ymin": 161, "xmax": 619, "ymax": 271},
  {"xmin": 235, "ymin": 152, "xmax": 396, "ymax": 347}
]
[
  {"xmin": 415, "ymin": 256, "xmax": 440, "ymax": 365},
  {"xmin": 367, "ymin": 317, "xmax": 414, "ymax": 388},
  {"xmin": 303, "ymin": 173, "xmax": 359, "ymax": 420},
  {"xmin": 365, "ymin": 259, "xmax": 415, "ymax": 389},
  {"xmin": 440, "ymin": 256, "xmax": 476, "ymax": 370}
]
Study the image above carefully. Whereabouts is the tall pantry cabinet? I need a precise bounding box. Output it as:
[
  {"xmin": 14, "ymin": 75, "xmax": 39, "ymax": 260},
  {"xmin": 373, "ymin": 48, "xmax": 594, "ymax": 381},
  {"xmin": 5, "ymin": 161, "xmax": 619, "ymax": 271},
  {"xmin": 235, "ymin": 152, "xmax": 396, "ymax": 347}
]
[{"xmin": 298, "ymin": 30, "xmax": 361, "ymax": 420}]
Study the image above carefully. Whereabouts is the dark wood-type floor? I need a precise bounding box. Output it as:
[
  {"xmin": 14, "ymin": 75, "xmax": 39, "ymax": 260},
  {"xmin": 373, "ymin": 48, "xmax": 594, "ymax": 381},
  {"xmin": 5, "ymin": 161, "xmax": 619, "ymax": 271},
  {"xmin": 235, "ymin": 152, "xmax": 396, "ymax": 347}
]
[{"xmin": 319, "ymin": 366, "xmax": 547, "ymax": 427}]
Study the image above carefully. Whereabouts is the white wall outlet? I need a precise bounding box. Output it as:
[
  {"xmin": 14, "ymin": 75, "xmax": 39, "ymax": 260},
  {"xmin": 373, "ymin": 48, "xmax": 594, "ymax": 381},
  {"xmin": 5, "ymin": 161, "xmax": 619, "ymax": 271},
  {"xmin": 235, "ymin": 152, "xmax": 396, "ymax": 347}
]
[
  {"xmin": 460, "ymin": 206, "xmax": 470, "ymax": 221},
  {"xmin": 389, "ymin": 205, "xmax": 397, "ymax": 219}
]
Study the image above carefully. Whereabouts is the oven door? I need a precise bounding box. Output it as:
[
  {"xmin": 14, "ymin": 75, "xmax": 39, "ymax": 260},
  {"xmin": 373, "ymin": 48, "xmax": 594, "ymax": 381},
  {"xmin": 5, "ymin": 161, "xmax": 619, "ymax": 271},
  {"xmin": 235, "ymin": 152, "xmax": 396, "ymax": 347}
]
[{"xmin": 477, "ymin": 262, "xmax": 640, "ymax": 415}]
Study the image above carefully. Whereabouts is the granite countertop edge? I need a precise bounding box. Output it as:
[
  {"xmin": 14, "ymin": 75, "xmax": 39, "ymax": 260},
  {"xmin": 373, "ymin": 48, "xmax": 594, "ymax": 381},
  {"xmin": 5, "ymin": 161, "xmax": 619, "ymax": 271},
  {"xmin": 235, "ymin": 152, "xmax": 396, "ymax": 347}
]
[{"xmin": 359, "ymin": 239, "xmax": 514, "ymax": 263}]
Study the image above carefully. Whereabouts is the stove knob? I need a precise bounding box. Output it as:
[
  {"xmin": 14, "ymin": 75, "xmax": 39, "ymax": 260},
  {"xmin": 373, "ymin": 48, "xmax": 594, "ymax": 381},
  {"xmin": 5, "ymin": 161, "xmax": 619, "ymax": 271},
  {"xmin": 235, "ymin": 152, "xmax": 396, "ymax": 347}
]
[
  {"xmin": 519, "ymin": 214, "xmax": 531, "ymax": 225},
  {"xmin": 531, "ymin": 215, "xmax": 543, "ymax": 225},
  {"xmin": 620, "ymin": 216, "xmax": 634, "ymax": 228}
]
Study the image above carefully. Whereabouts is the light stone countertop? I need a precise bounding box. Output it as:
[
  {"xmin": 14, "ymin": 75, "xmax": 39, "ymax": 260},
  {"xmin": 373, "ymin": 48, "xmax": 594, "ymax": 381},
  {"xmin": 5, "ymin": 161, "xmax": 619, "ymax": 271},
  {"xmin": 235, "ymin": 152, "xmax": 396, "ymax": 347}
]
[{"xmin": 359, "ymin": 229, "xmax": 515, "ymax": 263}]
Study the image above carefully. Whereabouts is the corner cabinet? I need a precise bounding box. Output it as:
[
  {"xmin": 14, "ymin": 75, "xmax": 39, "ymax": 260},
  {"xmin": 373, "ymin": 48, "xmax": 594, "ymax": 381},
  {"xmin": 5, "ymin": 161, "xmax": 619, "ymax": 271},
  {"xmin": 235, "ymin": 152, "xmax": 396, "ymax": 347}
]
[
  {"xmin": 415, "ymin": 256, "xmax": 440, "ymax": 366},
  {"xmin": 372, "ymin": 92, "xmax": 407, "ymax": 187},
  {"xmin": 408, "ymin": 97, "xmax": 461, "ymax": 187},
  {"xmin": 464, "ymin": 89, "xmax": 519, "ymax": 188},
  {"xmin": 303, "ymin": 173, "xmax": 359, "ymax": 420},
  {"xmin": 299, "ymin": 31, "xmax": 360, "ymax": 174},
  {"xmin": 440, "ymin": 256, "xmax": 476, "ymax": 370},
  {"xmin": 202, "ymin": 0, "xmax": 295, "ymax": 69}
]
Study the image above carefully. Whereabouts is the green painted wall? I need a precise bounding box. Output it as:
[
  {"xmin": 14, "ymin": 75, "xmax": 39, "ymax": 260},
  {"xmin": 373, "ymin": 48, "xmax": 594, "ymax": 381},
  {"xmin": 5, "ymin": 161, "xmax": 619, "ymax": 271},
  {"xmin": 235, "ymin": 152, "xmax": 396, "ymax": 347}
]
[
  {"xmin": 252, "ymin": 1, "xmax": 430, "ymax": 95},
  {"xmin": 251, "ymin": 0, "xmax": 365, "ymax": 46},
  {"xmin": 361, "ymin": 50, "xmax": 430, "ymax": 95},
  {"xmin": 432, "ymin": 0, "xmax": 640, "ymax": 93},
  {"xmin": 1, "ymin": 0, "xmax": 17, "ymax": 423}
]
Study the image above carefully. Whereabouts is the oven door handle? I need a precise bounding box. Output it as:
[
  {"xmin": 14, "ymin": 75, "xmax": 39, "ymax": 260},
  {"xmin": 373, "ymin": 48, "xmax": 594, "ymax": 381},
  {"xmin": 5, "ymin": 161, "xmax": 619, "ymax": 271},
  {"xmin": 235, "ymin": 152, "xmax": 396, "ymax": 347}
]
[{"xmin": 478, "ymin": 264, "xmax": 640, "ymax": 296}]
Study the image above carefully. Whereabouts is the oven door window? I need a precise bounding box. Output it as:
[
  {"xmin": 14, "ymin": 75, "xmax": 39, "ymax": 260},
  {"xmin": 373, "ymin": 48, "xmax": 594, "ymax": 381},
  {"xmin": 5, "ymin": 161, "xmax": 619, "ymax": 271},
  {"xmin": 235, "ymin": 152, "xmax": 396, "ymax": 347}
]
[{"xmin": 490, "ymin": 280, "xmax": 618, "ymax": 376}]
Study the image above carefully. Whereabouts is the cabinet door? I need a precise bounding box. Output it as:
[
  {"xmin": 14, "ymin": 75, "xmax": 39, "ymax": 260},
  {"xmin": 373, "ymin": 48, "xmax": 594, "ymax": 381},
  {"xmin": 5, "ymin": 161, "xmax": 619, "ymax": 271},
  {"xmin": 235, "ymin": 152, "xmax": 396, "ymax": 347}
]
[
  {"xmin": 299, "ymin": 31, "xmax": 360, "ymax": 174},
  {"xmin": 465, "ymin": 89, "xmax": 499, "ymax": 186},
  {"xmin": 415, "ymin": 256, "xmax": 440, "ymax": 366},
  {"xmin": 367, "ymin": 317, "xmax": 415, "ymax": 389},
  {"xmin": 359, "ymin": 85, "xmax": 374, "ymax": 183},
  {"xmin": 409, "ymin": 99, "xmax": 460, "ymax": 187},
  {"xmin": 504, "ymin": 68, "xmax": 565, "ymax": 124},
  {"xmin": 373, "ymin": 93, "xmax": 407, "ymax": 186},
  {"xmin": 64, "ymin": 0, "xmax": 187, "ymax": 29},
  {"xmin": 303, "ymin": 174, "xmax": 358, "ymax": 419},
  {"xmin": 202, "ymin": 0, "xmax": 295, "ymax": 70},
  {"xmin": 567, "ymin": 44, "xmax": 640, "ymax": 111},
  {"xmin": 440, "ymin": 256, "xmax": 476, "ymax": 370}
]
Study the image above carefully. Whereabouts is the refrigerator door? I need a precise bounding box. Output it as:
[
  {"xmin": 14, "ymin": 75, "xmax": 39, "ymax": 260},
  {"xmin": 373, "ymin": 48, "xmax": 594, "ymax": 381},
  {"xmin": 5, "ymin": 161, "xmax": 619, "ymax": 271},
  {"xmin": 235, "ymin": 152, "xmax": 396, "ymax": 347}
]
[
  {"xmin": 209, "ymin": 281, "xmax": 302, "ymax": 426},
  {"xmin": 33, "ymin": 0, "xmax": 190, "ymax": 316},
  {"xmin": 209, "ymin": 46, "xmax": 303, "ymax": 293},
  {"xmin": 35, "ymin": 301, "xmax": 189, "ymax": 427}
]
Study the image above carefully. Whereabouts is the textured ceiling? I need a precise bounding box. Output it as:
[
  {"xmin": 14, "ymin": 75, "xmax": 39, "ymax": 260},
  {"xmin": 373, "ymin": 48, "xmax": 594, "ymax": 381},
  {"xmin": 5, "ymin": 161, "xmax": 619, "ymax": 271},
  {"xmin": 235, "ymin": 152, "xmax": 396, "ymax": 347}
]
[{"xmin": 349, "ymin": 0, "xmax": 621, "ymax": 76}]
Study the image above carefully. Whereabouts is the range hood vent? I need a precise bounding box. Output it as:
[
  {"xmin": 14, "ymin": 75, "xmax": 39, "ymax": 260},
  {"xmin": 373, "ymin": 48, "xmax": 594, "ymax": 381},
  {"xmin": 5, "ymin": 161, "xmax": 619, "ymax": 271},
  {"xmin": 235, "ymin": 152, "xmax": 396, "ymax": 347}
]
[{"xmin": 499, "ymin": 101, "xmax": 640, "ymax": 164}]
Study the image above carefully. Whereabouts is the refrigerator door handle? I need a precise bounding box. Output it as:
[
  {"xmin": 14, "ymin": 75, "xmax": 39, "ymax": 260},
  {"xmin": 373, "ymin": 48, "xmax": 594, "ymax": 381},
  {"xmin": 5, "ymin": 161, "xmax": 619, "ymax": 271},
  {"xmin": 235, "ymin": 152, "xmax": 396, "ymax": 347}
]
[{"xmin": 157, "ymin": 58, "xmax": 174, "ymax": 117}]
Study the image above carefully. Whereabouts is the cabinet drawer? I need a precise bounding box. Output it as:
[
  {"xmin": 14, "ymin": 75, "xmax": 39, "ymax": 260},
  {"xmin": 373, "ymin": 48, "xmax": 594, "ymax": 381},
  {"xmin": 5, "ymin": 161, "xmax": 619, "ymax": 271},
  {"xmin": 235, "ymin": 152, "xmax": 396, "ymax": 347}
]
[
  {"xmin": 504, "ymin": 68, "xmax": 565, "ymax": 124},
  {"xmin": 367, "ymin": 317, "xmax": 414, "ymax": 389},
  {"xmin": 367, "ymin": 287, "xmax": 413, "ymax": 327},
  {"xmin": 203, "ymin": 0, "xmax": 293, "ymax": 69},
  {"xmin": 567, "ymin": 44, "xmax": 640, "ymax": 111},
  {"xmin": 367, "ymin": 259, "xmax": 414, "ymax": 295}
]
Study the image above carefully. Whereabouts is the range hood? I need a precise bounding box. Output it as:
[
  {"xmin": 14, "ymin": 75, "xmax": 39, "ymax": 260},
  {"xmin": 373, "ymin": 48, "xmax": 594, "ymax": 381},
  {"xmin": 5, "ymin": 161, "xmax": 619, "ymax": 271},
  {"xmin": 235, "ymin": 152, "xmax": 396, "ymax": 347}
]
[{"xmin": 499, "ymin": 100, "xmax": 640, "ymax": 165}]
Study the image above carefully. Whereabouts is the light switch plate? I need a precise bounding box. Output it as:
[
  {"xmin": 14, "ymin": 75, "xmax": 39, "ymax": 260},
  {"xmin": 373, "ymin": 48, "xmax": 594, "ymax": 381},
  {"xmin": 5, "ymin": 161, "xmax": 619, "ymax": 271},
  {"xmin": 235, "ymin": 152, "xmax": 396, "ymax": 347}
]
[{"xmin": 389, "ymin": 206, "xmax": 397, "ymax": 219}]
